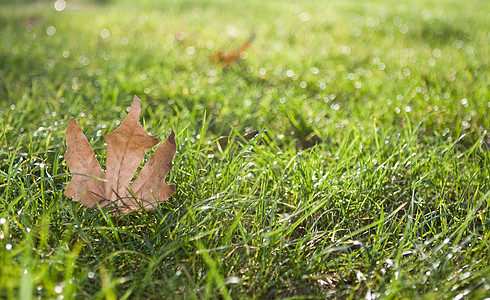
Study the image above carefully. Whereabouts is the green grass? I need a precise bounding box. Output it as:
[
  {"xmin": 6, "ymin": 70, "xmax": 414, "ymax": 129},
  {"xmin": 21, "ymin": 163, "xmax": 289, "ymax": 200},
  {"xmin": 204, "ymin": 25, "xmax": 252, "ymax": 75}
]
[{"xmin": 1, "ymin": 0, "xmax": 489, "ymax": 298}]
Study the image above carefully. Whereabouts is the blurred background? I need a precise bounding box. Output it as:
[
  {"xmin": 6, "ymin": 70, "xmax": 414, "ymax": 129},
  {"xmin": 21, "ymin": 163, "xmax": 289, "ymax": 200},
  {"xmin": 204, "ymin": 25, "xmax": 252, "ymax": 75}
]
[{"xmin": 1, "ymin": 0, "xmax": 488, "ymax": 149}]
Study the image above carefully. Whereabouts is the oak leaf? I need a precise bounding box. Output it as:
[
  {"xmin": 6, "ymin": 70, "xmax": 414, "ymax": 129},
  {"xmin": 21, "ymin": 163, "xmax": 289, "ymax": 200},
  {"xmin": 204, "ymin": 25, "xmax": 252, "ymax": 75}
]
[{"xmin": 64, "ymin": 95, "xmax": 176, "ymax": 213}]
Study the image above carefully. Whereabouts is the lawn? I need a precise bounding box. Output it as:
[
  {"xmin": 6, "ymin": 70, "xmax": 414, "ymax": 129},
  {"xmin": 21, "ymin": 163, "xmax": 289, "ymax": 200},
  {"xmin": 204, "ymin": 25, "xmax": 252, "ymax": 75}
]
[{"xmin": 0, "ymin": 0, "xmax": 489, "ymax": 298}]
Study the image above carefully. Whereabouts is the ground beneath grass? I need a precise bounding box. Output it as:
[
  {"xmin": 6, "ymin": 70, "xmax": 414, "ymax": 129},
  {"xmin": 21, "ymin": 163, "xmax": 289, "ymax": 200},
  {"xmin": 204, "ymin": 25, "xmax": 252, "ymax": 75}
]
[{"xmin": 0, "ymin": 0, "xmax": 489, "ymax": 298}]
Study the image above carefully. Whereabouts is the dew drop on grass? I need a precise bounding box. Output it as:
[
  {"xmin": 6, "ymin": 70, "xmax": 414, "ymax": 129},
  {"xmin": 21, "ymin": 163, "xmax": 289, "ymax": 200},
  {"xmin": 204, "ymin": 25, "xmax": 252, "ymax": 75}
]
[
  {"xmin": 54, "ymin": 285, "xmax": 63, "ymax": 294},
  {"xmin": 385, "ymin": 258, "xmax": 393, "ymax": 267},
  {"xmin": 54, "ymin": 0, "xmax": 66, "ymax": 11},
  {"xmin": 225, "ymin": 276, "xmax": 240, "ymax": 284},
  {"xmin": 342, "ymin": 46, "xmax": 351, "ymax": 55},
  {"xmin": 432, "ymin": 48, "xmax": 441, "ymax": 58},
  {"xmin": 186, "ymin": 46, "xmax": 195, "ymax": 55},
  {"xmin": 299, "ymin": 12, "xmax": 311, "ymax": 22},
  {"xmin": 0, "ymin": 218, "xmax": 6, "ymax": 224},
  {"xmin": 87, "ymin": 272, "xmax": 95, "ymax": 279},
  {"xmin": 399, "ymin": 24, "xmax": 408, "ymax": 34},
  {"xmin": 100, "ymin": 29, "xmax": 110, "ymax": 39},
  {"xmin": 356, "ymin": 271, "xmax": 365, "ymax": 282},
  {"xmin": 175, "ymin": 31, "xmax": 185, "ymax": 41},
  {"xmin": 226, "ymin": 24, "xmax": 238, "ymax": 37},
  {"xmin": 46, "ymin": 26, "xmax": 56, "ymax": 36},
  {"xmin": 6, "ymin": 244, "xmax": 12, "ymax": 250}
]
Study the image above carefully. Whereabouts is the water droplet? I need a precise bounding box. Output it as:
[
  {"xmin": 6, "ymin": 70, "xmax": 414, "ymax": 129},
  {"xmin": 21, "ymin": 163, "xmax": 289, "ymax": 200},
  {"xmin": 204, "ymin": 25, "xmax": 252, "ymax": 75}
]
[
  {"xmin": 310, "ymin": 67, "xmax": 319, "ymax": 74},
  {"xmin": 393, "ymin": 16, "xmax": 402, "ymax": 26},
  {"xmin": 54, "ymin": 285, "xmax": 63, "ymax": 294},
  {"xmin": 186, "ymin": 46, "xmax": 195, "ymax": 55},
  {"xmin": 175, "ymin": 31, "xmax": 185, "ymax": 41},
  {"xmin": 226, "ymin": 25, "xmax": 238, "ymax": 37},
  {"xmin": 0, "ymin": 218, "xmax": 6, "ymax": 224},
  {"xmin": 341, "ymin": 46, "xmax": 351, "ymax": 55},
  {"xmin": 385, "ymin": 258, "xmax": 393, "ymax": 267},
  {"xmin": 46, "ymin": 26, "xmax": 56, "ymax": 36},
  {"xmin": 100, "ymin": 29, "xmax": 110, "ymax": 38},
  {"xmin": 6, "ymin": 244, "xmax": 12, "ymax": 250},
  {"xmin": 399, "ymin": 24, "xmax": 408, "ymax": 34},
  {"xmin": 205, "ymin": 40, "xmax": 214, "ymax": 49},
  {"xmin": 432, "ymin": 48, "xmax": 441, "ymax": 58},
  {"xmin": 299, "ymin": 12, "xmax": 311, "ymax": 22},
  {"xmin": 225, "ymin": 276, "xmax": 240, "ymax": 284},
  {"xmin": 356, "ymin": 271, "xmax": 365, "ymax": 282},
  {"xmin": 54, "ymin": 0, "xmax": 66, "ymax": 11}
]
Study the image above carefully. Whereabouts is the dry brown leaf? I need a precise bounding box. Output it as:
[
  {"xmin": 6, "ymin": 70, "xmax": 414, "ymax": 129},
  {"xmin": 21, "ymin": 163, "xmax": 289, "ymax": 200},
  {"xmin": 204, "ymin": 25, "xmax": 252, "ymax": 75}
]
[
  {"xmin": 64, "ymin": 95, "xmax": 176, "ymax": 213},
  {"xmin": 209, "ymin": 30, "xmax": 256, "ymax": 65}
]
